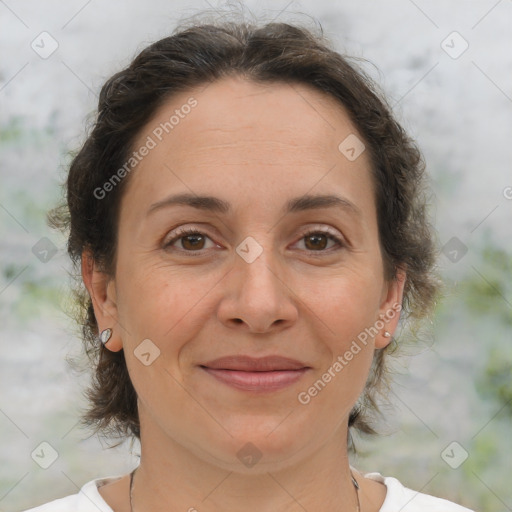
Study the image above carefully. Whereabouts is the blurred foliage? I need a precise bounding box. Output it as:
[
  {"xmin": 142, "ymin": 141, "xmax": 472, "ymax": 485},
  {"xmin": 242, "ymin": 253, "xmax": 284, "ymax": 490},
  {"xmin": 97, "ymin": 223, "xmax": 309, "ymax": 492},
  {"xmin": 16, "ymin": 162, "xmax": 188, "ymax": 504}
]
[
  {"xmin": 478, "ymin": 347, "xmax": 512, "ymax": 417},
  {"xmin": 458, "ymin": 244, "xmax": 512, "ymax": 326},
  {"xmin": 0, "ymin": 115, "xmax": 57, "ymax": 145},
  {"xmin": 1, "ymin": 263, "xmax": 65, "ymax": 322},
  {"xmin": 19, "ymin": 278, "xmax": 65, "ymax": 318},
  {"xmin": 0, "ymin": 116, "xmax": 24, "ymax": 143},
  {"xmin": 456, "ymin": 240, "xmax": 512, "ymax": 418},
  {"xmin": 3, "ymin": 262, "xmax": 19, "ymax": 281}
]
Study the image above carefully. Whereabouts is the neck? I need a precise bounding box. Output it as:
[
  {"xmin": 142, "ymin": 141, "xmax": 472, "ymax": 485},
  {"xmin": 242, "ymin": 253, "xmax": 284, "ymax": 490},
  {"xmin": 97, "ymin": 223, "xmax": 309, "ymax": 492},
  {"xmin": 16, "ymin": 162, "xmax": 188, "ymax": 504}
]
[{"xmin": 130, "ymin": 411, "xmax": 359, "ymax": 512}]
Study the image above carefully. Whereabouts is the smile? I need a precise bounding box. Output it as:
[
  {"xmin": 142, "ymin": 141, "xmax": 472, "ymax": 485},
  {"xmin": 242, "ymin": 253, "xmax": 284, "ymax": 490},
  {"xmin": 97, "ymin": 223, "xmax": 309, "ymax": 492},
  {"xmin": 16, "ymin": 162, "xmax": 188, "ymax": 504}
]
[
  {"xmin": 200, "ymin": 367, "xmax": 310, "ymax": 393},
  {"xmin": 199, "ymin": 355, "xmax": 312, "ymax": 393}
]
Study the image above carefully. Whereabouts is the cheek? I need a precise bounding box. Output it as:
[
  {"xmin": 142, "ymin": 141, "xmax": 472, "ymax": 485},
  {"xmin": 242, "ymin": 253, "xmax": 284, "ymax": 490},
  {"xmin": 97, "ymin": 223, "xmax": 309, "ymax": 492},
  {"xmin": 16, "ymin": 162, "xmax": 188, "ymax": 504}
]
[
  {"xmin": 117, "ymin": 269, "xmax": 211, "ymax": 406},
  {"xmin": 302, "ymin": 269, "xmax": 383, "ymax": 336},
  {"xmin": 115, "ymin": 257, "xmax": 219, "ymax": 359},
  {"xmin": 299, "ymin": 271, "xmax": 382, "ymax": 391},
  {"xmin": 298, "ymin": 301, "xmax": 377, "ymax": 418}
]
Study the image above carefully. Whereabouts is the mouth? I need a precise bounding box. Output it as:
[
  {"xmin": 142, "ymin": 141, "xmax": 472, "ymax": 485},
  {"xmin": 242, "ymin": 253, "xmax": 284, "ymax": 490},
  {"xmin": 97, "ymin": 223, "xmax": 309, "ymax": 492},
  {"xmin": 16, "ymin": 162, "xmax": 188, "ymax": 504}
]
[{"xmin": 199, "ymin": 355, "xmax": 311, "ymax": 393}]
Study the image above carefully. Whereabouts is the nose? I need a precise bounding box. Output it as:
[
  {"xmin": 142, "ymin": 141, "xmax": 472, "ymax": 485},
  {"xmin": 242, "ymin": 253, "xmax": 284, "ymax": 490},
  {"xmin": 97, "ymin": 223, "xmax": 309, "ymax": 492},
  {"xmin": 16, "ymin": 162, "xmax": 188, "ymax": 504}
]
[{"xmin": 217, "ymin": 244, "xmax": 299, "ymax": 334}]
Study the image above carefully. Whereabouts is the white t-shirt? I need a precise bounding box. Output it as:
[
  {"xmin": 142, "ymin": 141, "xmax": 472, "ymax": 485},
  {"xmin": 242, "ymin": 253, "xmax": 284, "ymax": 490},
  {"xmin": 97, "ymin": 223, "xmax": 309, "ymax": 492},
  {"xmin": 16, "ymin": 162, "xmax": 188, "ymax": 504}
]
[{"xmin": 22, "ymin": 471, "xmax": 475, "ymax": 512}]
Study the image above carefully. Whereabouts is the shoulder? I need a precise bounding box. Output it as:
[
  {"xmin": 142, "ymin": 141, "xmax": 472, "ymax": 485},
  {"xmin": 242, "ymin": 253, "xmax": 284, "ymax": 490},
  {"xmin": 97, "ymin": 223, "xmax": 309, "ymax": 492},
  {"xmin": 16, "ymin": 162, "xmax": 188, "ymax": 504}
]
[
  {"xmin": 21, "ymin": 471, "xmax": 475, "ymax": 512},
  {"xmin": 21, "ymin": 475, "xmax": 121, "ymax": 512},
  {"xmin": 364, "ymin": 471, "xmax": 475, "ymax": 512}
]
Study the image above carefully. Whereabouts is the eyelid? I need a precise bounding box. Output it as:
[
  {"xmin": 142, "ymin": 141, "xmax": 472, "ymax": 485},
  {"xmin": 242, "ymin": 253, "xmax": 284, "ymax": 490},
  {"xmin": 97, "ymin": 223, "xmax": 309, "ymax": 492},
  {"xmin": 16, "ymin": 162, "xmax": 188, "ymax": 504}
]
[
  {"xmin": 163, "ymin": 226, "xmax": 217, "ymax": 250},
  {"xmin": 163, "ymin": 223, "xmax": 347, "ymax": 253},
  {"xmin": 295, "ymin": 224, "xmax": 347, "ymax": 253},
  {"xmin": 297, "ymin": 224, "xmax": 344, "ymax": 240}
]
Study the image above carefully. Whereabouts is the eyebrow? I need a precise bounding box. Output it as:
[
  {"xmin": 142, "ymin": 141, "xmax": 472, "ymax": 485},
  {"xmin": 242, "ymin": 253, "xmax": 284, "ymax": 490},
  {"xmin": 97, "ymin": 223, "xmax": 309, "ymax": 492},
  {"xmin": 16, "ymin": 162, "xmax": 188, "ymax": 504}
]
[{"xmin": 146, "ymin": 192, "xmax": 362, "ymax": 218}]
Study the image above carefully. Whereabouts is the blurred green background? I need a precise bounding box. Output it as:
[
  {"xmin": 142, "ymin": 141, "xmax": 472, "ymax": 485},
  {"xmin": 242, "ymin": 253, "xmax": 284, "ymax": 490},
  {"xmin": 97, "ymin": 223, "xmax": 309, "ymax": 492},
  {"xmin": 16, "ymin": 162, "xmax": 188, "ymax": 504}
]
[{"xmin": 1, "ymin": 1, "xmax": 511, "ymax": 510}]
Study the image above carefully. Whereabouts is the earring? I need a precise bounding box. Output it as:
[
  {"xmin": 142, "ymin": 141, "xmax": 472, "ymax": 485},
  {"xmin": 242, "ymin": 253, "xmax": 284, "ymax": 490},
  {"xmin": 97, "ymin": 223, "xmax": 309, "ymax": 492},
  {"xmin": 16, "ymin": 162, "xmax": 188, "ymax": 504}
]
[
  {"xmin": 383, "ymin": 331, "xmax": 391, "ymax": 338},
  {"xmin": 100, "ymin": 328, "xmax": 112, "ymax": 344}
]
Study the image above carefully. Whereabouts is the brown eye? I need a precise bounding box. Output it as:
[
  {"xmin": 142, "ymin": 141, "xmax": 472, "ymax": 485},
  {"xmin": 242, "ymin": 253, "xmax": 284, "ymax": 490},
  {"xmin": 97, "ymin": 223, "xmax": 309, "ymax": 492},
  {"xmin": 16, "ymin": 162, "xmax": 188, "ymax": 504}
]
[
  {"xmin": 297, "ymin": 229, "xmax": 344, "ymax": 253},
  {"xmin": 304, "ymin": 233, "xmax": 329, "ymax": 250},
  {"xmin": 164, "ymin": 228, "xmax": 213, "ymax": 252},
  {"xmin": 181, "ymin": 232, "xmax": 206, "ymax": 250}
]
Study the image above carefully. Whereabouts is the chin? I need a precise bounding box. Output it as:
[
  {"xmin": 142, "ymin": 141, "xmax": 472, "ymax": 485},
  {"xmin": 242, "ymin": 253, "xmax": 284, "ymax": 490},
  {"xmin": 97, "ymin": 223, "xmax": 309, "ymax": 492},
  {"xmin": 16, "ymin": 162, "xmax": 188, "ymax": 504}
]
[{"xmin": 196, "ymin": 416, "xmax": 317, "ymax": 473}]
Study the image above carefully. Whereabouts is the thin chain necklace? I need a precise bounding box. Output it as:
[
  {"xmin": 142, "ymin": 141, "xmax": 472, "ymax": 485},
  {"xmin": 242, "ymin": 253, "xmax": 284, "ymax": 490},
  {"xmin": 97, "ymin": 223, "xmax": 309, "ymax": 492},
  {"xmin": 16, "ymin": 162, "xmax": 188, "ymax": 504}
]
[{"xmin": 129, "ymin": 467, "xmax": 360, "ymax": 511}]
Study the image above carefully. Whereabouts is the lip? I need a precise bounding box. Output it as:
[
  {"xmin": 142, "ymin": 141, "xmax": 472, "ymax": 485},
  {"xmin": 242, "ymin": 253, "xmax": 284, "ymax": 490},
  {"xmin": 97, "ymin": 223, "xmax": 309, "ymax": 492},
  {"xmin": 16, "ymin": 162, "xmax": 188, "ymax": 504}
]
[
  {"xmin": 200, "ymin": 355, "xmax": 311, "ymax": 393},
  {"xmin": 201, "ymin": 355, "xmax": 308, "ymax": 371}
]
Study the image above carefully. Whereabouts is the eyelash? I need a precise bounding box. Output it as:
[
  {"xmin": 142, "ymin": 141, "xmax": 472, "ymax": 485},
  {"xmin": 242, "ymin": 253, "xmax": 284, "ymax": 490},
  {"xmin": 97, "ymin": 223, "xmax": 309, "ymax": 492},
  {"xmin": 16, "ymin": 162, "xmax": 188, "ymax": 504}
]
[{"xmin": 163, "ymin": 226, "xmax": 345, "ymax": 256}]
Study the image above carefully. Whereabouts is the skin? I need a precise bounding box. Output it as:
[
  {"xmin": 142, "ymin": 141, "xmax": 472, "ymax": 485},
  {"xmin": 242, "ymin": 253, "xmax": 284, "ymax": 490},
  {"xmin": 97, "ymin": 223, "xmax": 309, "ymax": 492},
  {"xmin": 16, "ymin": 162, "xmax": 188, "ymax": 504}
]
[{"xmin": 82, "ymin": 75, "xmax": 406, "ymax": 512}]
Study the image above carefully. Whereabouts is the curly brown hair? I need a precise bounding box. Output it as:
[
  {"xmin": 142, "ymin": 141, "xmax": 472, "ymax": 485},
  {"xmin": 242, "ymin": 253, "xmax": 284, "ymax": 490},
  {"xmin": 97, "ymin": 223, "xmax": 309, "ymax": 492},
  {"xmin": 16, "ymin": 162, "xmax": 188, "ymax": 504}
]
[{"xmin": 48, "ymin": 10, "xmax": 441, "ymax": 451}]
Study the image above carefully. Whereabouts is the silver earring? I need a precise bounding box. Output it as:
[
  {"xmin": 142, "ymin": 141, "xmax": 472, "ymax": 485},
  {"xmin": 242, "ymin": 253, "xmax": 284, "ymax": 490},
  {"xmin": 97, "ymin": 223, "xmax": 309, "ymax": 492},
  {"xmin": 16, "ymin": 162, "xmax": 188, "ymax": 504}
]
[
  {"xmin": 383, "ymin": 331, "xmax": 391, "ymax": 338},
  {"xmin": 100, "ymin": 328, "xmax": 112, "ymax": 344}
]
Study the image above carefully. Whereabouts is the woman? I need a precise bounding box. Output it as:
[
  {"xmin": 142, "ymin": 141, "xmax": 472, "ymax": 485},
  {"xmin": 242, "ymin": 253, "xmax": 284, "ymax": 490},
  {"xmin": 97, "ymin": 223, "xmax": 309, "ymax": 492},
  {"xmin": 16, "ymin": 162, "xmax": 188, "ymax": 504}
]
[{"xmin": 24, "ymin": 12, "xmax": 474, "ymax": 512}]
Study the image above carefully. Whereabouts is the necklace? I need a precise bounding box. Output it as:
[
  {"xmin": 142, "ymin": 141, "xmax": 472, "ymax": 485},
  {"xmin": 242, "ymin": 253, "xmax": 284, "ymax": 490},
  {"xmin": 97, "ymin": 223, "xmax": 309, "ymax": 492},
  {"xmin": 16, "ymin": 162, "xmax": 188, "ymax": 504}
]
[{"xmin": 129, "ymin": 467, "xmax": 361, "ymax": 511}]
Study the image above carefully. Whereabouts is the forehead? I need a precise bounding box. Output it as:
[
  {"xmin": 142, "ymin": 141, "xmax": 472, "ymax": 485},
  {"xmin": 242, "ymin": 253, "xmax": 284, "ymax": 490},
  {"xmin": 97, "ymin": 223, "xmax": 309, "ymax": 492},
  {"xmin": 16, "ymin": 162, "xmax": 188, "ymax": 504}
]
[
  {"xmin": 123, "ymin": 75, "xmax": 374, "ymax": 217},
  {"xmin": 137, "ymin": 76, "xmax": 360, "ymax": 158}
]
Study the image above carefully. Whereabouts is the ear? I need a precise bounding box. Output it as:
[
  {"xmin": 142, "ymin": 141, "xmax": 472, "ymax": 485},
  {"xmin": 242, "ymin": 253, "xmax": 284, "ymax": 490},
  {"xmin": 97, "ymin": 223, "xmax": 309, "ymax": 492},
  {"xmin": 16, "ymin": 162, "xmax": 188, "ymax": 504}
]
[
  {"xmin": 81, "ymin": 249, "xmax": 123, "ymax": 352},
  {"xmin": 375, "ymin": 266, "xmax": 407, "ymax": 349}
]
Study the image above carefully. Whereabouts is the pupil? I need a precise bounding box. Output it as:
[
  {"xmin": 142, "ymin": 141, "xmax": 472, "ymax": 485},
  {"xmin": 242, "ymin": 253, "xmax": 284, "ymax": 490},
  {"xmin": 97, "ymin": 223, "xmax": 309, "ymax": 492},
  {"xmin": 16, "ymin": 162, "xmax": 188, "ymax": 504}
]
[
  {"xmin": 307, "ymin": 234, "xmax": 326, "ymax": 250},
  {"xmin": 184, "ymin": 234, "xmax": 203, "ymax": 249}
]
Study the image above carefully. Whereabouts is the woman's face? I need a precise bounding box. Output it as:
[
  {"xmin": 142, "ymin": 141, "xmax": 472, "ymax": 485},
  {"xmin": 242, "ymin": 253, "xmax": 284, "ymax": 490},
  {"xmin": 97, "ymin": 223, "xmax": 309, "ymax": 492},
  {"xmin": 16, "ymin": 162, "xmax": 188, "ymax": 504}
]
[{"xmin": 86, "ymin": 76, "xmax": 405, "ymax": 471}]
